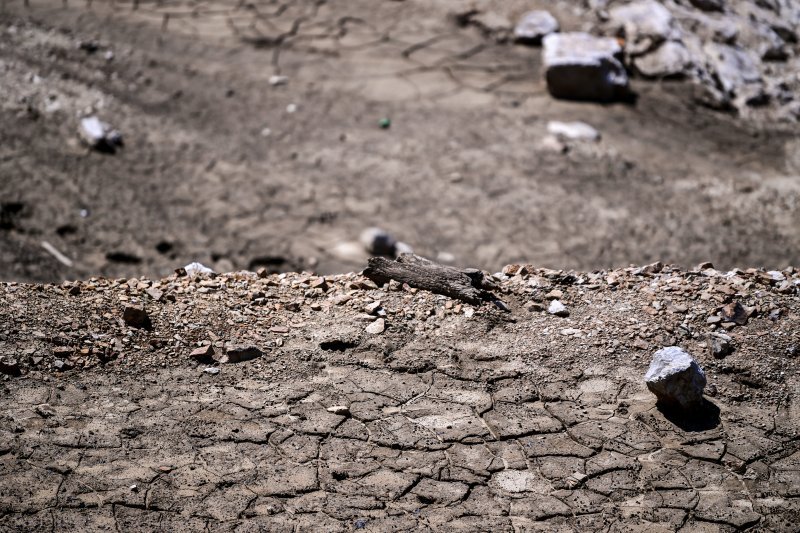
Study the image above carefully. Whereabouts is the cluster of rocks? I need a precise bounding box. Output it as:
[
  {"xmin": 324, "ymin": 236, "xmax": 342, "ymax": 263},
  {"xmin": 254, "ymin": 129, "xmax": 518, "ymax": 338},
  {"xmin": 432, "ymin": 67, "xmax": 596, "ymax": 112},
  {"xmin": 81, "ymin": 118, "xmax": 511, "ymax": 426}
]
[{"xmin": 506, "ymin": 1, "xmax": 800, "ymax": 119}]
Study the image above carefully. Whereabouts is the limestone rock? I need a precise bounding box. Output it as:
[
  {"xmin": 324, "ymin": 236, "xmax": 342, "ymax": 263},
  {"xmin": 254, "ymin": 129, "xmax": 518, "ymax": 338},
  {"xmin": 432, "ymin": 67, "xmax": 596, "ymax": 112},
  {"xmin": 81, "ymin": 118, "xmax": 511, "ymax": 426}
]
[
  {"xmin": 542, "ymin": 33, "xmax": 630, "ymax": 102},
  {"xmin": 645, "ymin": 346, "xmax": 706, "ymax": 409}
]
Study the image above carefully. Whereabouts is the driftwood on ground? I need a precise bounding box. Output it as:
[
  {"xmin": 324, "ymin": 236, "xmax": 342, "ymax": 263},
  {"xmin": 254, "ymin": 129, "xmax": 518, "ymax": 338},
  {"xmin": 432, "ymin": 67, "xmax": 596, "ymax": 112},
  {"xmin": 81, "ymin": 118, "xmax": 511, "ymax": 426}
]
[{"xmin": 362, "ymin": 253, "xmax": 496, "ymax": 306}]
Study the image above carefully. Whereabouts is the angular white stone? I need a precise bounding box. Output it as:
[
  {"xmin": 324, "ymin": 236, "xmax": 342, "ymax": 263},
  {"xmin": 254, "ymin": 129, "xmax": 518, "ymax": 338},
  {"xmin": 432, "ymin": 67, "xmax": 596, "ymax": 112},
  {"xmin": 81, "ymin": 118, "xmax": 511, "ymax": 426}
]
[
  {"xmin": 645, "ymin": 346, "xmax": 706, "ymax": 409},
  {"xmin": 547, "ymin": 121, "xmax": 600, "ymax": 141}
]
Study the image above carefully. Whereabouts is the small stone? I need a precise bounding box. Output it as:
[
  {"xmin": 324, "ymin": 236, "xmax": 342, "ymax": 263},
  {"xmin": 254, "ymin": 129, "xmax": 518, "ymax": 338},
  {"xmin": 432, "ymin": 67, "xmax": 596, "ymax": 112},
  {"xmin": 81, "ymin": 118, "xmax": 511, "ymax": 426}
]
[
  {"xmin": 326, "ymin": 405, "xmax": 351, "ymax": 417},
  {"xmin": 52, "ymin": 359, "xmax": 71, "ymax": 371},
  {"xmin": 547, "ymin": 121, "xmax": 600, "ymax": 141},
  {"xmin": 270, "ymin": 326, "xmax": 289, "ymax": 334},
  {"xmin": 365, "ymin": 318, "xmax": 385, "ymax": 335},
  {"xmin": 35, "ymin": 404, "xmax": 56, "ymax": 418},
  {"xmin": 378, "ymin": 118, "xmax": 391, "ymax": 129},
  {"xmin": 721, "ymin": 302, "xmax": 749, "ymax": 326},
  {"xmin": 309, "ymin": 277, "xmax": 328, "ymax": 291},
  {"xmin": 709, "ymin": 334, "xmax": 733, "ymax": 359},
  {"xmin": 146, "ymin": 287, "xmax": 164, "ymax": 301},
  {"xmin": 365, "ymin": 301, "xmax": 382, "ymax": 315},
  {"xmin": 269, "ymin": 75, "xmax": 288, "ymax": 86},
  {"xmin": 68, "ymin": 285, "xmax": 81, "ymax": 296},
  {"xmin": 189, "ymin": 344, "xmax": 215, "ymax": 362},
  {"xmin": 78, "ymin": 116, "xmax": 123, "ymax": 151},
  {"xmin": 122, "ymin": 305, "xmax": 151, "ymax": 329},
  {"xmin": 203, "ymin": 367, "xmax": 220, "ymax": 375},
  {"xmin": 158, "ymin": 466, "xmax": 173, "ymax": 473},
  {"xmin": 644, "ymin": 346, "xmax": 706, "ymax": 409},
  {"xmin": 220, "ymin": 345, "xmax": 263, "ymax": 364},
  {"xmin": 514, "ymin": 10, "xmax": 559, "ymax": 44},
  {"xmin": 548, "ymin": 300, "xmax": 569, "ymax": 317},
  {"xmin": 527, "ymin": 302, "xmax": 545, "ymax": 312}
]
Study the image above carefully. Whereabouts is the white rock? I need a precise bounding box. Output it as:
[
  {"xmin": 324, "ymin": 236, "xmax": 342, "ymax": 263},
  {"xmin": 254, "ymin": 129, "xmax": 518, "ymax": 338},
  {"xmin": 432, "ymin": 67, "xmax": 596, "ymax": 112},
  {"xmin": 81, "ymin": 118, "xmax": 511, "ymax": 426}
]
[
  {"xmin": 514, "ymin": 10, "xmax": 559, "ymax": 43},
  {"xmin": 548, "ymin": 299, "xmax": 570, "ymax": 317},
  {"xmin": 365, "ymin": 318, "xmax": 385, "ymax": 335},
  {"xmin": 78, "ymin": 116, "xmax": 117, "ymax": 147},
  {"xmin": 634, "ymin": 41, "xmax": 691, "ymax": 78},
  {"xmin": 644, "ymin": 346, "xmax": 706, "ymax": 409},
  {"xmin": 203, "ymin": 367, "xmax": 220, "ymax": 375},
  {"xmin": 184, "ymin": 262, "xmax": 215, "ymax": 277},
  {"xmin": 326, "ymin": 405, "xmax": 351, "ymax": 416},
  {"xmin": 547, "ymin": 121, "xmax": 600, "ymax": 141},
  {"xmin": 542, "ymin": 33, "xmax": 629, "ymax": 102},
  {"xmin": 269, "ymin": 75, "xmax": 288, "ymax": 86}
]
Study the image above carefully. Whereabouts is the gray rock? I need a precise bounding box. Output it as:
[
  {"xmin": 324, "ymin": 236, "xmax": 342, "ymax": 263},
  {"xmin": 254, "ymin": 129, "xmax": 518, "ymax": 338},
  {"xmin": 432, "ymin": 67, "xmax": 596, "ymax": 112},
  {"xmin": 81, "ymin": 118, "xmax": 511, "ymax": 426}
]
[
  {"xmin": 542, "ymin": 32, "xmax": 630, "ymax": 102},
  {"xmin": 703, "ymin": 43, "xmax": 762, "ymax": 95},
  {"xmin": 548, "ymin": 300, "xmax": 569, "ymax": 317},
  {"xmin": 514, "ymin": 10, "xmax": 559, "ymax": 44},
  {"xmin": 360, "ymin": 228, "xmax": 397, "ymax": 256},
  {"xmin": 547, "ymin": 121, "xmax": 600, "ymax": 141},
  {"xmin": 609, "ymin": 0, "xmax": 677, "ymax": 55},
  {"xmin": 634, "ymin": 41, "xmax": 691, "ymax": 78},
  {"xmin": 645, "ymin": 346, "xmax": 706, "ymax": 409},
  {"xmin": 709, "ymin": 333, "xmax": 734, "ymax": 359}
]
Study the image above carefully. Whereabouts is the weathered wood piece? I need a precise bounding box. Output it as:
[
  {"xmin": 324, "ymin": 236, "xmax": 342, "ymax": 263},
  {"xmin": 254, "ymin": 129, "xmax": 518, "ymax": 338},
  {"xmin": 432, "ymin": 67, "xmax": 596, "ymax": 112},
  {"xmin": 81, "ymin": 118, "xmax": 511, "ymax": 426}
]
[{"xmin": 362, "ymin": 253, "xmax": 492, "ymax": 305}]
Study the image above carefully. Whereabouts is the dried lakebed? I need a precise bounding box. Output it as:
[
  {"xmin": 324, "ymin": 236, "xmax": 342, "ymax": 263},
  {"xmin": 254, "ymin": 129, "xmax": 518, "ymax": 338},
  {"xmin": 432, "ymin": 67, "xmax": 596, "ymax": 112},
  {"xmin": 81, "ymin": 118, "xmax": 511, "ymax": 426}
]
[{"xmin": 0, "ymin": 264, "xmax": 799, "ymax": 531}]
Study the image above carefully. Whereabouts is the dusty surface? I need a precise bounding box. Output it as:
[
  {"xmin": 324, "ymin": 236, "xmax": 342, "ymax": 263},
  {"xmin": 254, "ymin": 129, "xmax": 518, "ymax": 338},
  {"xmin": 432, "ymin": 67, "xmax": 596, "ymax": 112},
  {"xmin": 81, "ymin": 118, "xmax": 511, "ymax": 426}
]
[
  {"xmin": 1, "ymin": 263, "xmax": 799, "ymax": 531},
  {"xmin": 2, "ymin": 0, "xmax": 800, "ymax": 284}
]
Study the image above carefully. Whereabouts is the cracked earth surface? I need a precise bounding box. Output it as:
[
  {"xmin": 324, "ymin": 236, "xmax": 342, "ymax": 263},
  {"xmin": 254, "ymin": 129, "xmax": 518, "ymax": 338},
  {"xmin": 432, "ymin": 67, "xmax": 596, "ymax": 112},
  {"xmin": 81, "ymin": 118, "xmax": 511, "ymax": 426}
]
[
  {"xmin": 1, "ymin": 264, "xmax": 799, "ymax": 531},
  {"xmin": 2, "ymin": 0, "xmax": 800, "ymax": 283}
]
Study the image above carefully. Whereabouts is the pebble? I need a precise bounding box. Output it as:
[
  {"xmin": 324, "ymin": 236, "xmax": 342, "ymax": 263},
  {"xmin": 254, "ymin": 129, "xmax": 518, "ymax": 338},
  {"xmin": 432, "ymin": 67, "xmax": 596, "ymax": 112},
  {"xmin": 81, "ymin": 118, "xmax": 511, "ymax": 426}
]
[
  {"xmin": 326, "ymin": 405, "xmax": 351, "ymax": 416},
  {"xmin": 548, "ymin": 300, "xmax": 570, "ymax": 317},
  {"xmin": 365, "ymin": 318, "xmax": 385, "ymax": 334},
  {"xmin": 514, "ymin": 10, "xmax": 559, "ymax": 44},
  {"xmin": 221, "ymin": 345, "xmax": 263, "ymax": 364},
  {"xmin": 183, "ymin": 262, "xmax": 215, "ymax": 277},
  {"xmin": 547, "ymin": 121, "xmax": 600, "ymax": 141},
  {"xmin": 269, "ymin": 75, "xmax": 288, "ymax": 86},
  {"xmin": 203, "ymin": 367, "xmax": 220, "ymax": 375},
  {"xmin": 122, "ymin": 305, "xmax": 151, "ymax": 329}
]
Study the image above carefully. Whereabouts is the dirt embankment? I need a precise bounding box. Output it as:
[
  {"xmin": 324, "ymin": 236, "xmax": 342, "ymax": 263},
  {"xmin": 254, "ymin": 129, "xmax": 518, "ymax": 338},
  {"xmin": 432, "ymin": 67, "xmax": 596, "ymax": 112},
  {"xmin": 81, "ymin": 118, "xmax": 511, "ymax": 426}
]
[{"xmin": 0, "ymin": 263, "xmax": 798, "ymax": 531}]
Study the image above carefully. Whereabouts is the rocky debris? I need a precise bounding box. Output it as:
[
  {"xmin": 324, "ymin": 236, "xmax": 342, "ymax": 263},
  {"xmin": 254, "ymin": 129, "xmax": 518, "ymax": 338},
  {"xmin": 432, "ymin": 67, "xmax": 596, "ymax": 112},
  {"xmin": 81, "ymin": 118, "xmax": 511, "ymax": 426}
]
[
  {"xmin": 514, "ymin": 10, "xmax": 559, "ymax": 45},
  {"xmin": 542, "ymin": 32, "xmax": 630, "ymax": 102},
  {"xmin": 122, "ymin": 305, "xmax": 151, "ymax": 330},
  {"xmin": 365, "ymin": 318, "xmax": 385, "ymax": 334},
  {"xmin": 546, "ymin": 121, "xmax": 600, "ymax": 141},
  {"xmin": 548, "ymin": 299, "xmax": 569, "ymax": 317},
  {"xmin": 360, "ymin": 227, "xmax": 397, "ymax": 257},
  {"xmin": 645, "ymin": 346, "xmax": 707, "ymax": 409},
  {"xmin": 78, "ymin": 116, "xmax": 123, "ymax": 152},
  {"xmin": 220, "ymin": 344, "xmax": 263, "ymax": 364}
]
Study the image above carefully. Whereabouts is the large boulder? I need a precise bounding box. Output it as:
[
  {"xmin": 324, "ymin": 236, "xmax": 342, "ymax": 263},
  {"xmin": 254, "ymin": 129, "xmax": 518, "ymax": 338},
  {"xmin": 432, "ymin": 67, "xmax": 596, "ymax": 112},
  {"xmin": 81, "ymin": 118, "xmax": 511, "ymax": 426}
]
[
  {"xmin": 645, "ymin": 346, "xmax": 707, "ymax": 409},
  {"xmin": 542, "ymin": 33, "xmax": 630, "ymax": 102}
]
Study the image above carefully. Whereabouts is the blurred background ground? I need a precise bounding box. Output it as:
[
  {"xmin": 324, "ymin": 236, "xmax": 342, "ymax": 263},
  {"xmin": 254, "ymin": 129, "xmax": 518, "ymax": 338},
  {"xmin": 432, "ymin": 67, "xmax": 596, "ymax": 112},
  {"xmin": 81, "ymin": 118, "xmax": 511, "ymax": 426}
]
[{"xmin": 1, "ymin": 0, "xmax": 799, "ymax": 282}]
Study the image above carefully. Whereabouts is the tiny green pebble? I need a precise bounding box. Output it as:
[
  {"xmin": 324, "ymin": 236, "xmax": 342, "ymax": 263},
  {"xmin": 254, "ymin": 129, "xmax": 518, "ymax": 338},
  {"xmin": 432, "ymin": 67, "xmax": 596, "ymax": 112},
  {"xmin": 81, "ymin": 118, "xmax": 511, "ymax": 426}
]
[{"xmin": 379, "ymin": 118, "xmax": 391, "ymax": 129}]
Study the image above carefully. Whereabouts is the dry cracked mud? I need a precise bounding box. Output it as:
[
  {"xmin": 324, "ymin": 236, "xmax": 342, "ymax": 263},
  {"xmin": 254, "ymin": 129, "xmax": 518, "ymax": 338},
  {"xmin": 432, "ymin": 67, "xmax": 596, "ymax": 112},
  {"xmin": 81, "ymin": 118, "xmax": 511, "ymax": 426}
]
[{"xmin": 1, "ymin": 263, "xmax": 799, "ymax": 531}]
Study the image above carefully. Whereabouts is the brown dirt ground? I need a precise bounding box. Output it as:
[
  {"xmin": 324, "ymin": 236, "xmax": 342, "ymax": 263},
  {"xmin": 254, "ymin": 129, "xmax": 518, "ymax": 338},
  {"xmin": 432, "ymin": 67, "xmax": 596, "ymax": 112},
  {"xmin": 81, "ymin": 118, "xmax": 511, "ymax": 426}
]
[
  {"xmin": 1, "ymin": 0, "xmax": 800, "ymax": 284},
  {"xmin": 0, "ymin": 264, "xmax": 799, "ymax": 531}
]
